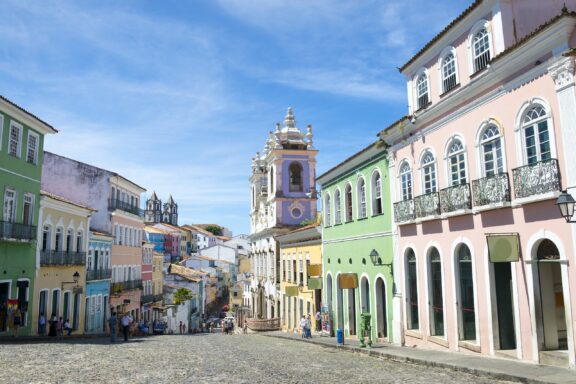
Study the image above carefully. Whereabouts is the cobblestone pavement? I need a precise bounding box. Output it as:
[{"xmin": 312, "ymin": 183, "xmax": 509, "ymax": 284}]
[{"xmin": 0, "ymin": 333, "xmax": 517, "ymax": 384}]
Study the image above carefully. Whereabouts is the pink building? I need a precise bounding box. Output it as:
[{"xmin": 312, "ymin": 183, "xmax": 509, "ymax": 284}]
[{"xmin": 380, "ymin": 0, "xmax": 576, "ymax": 368}]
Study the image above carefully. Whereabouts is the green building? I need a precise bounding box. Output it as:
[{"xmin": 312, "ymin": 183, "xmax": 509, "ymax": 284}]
[
  {"xmin": 318, "ymin": 141, "xmax": 395, "ymax": 342},
  {"xmin": 0, "ymin": 96, "xmax": 57, "ymax": 336}
]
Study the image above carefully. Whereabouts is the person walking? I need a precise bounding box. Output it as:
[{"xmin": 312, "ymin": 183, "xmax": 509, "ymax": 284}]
[
  {"xmin": 64, "ymin": 319, "xmax": 72, "ymax": 336},
  {"xmin": 243, "ymin": 321, "xmax": 247, "ymax": 335},
  {"xmin": 315, "ymin": 311, "xmax": 321, "ymax": 332},
  {"xmin": 108, "ymin": 312, "xmax": 118, "ymax": 343},
  {"xmin": 305, "ymin": 315, "xmax": 312, "ymax": 339},
  {"xmin": 121, "ymin": 313, "xmax": 131, "ymax": 342},
  {"xmin": 300, "ymin": 315, "xmax": 307, "ymax": 338},
  {"xmin": 38, "ymin": 312, "xmax": 46, "ymax": 335},
  {"xmin": 57, "ymin": 317, "xmax": 64, "ymax": 339},
  {"xmin": 179, "ymin": 321, "xmax": 183, "ymax": 335},
  {"xmin": 11, "ymin": 308, "xmax": 22, "ymax": 338}
]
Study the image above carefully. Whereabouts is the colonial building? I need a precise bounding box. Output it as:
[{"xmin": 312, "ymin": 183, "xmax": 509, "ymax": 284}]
[
  {"xmin": 0, "ymin": 96, "xmax": 57, "ymax": 336},
  {"xmin": 85, "ymin": 230, "xmax": 113, "ymax": 334},
  {"xmin": 249, "ymin": 108, "xmax": 318, "ymax": 320},
  {"xmin": 41, "ymin": 152, "xmax": 146, "ymax": 321},
  {"xmin": 33, "ymin": 191, "xmax": 94, "ymax": 335},
  {"xmin": 317, "ymin": 142, "xmax": 396, "ymax": 342},
  {"xmin": 379, "ymin": 0, "xmax": 576, "ymax": 367},
  {"xmin": 151, "ymin": 251, "xmax": 164, "ymax": 323},
  {"xmin": 278, "ymin": 223, "xmax": 322, "ymax": 333},
  {"xmin": 140, "ymin": 241, "xmax": 154, "ymax": 323}
]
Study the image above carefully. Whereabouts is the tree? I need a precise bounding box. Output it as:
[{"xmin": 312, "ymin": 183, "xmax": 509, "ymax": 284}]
[
  {"xmin": 173, "ymin": 288, "xmax": 193, "ymax": 305},
  {"xmin": 205, "ymin": 225, "xmax": 223, "ymax": 236}
]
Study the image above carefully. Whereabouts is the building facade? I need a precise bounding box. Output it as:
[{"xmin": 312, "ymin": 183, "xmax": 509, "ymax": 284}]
[
  {"xmin": 317, "ymin": 142, "xmax": 396, "ymax": 342},
  {"xmin": 249, "ymin": 108, "xmax": 318, "ymax": 320},
  {"xmin": 379, "ymin": 0, "xmax": 576, "ymax": 367},
  {"xmin": 140, "ymin": 242, "xmax": 154, "ymax": 323},
  {"xmin": 278, "ymin": 224, "xmax": 322, "ymax": 333},
  {"xmin": 85, "ymin": 230, "xmax": 113, "ymax": 334},
  {"xmin": 0, "ymin": 96, "xmax": 57, "ymax": 336}
]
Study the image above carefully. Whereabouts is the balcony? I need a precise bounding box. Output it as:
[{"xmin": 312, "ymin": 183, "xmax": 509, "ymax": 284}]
[
  {"xmin": 153, "ymin": 293, "xmax": 163, "ymax": 302},
  {"xmin": 86, "ymin": 268, "xmax": 112, "ymax": 281},
  {"xmin": 141, "ymin": 294, "xmax": 154, "ymax": 304},
  {"xmin": 394, "ymin": 199, "xmax": 415, "ymax": 223},
  {"xmin": 0, "ymin": 221, "xmax": 36, "ymax": 241},
  {"xmin": 471, "ymin": 173, "xmax": 510, "ymax": 207},
  {"xmin": 414, "ymin": 192, "xmax": 440, "ymax": 218},
  {"xmin": 512, "ymin": 159, "xmax": 561, "ymax": 199},
  {"xmin": 108, "ymin": 198, "xmax": 144, "ymax": 217},
  {"xmin": 439, "ymin": 183, "xmax": 471, "ymax": 214},
  {"xmin": 111, "ymin": 279, "xmax": 142, "ymax": 294},
  {"xmin": 40, "ymin": 251, "xmax": 85, "ymax": 266}
]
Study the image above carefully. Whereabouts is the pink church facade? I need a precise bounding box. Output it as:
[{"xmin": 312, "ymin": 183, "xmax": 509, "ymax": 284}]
[{"xmin": 380, "ymin": 0, "xmax": 576, "ymax": 367}]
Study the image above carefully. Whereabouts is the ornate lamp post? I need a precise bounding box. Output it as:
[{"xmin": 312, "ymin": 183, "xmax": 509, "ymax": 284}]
[
  {"xmin": 369, "ymin": 249, "xmax": 393, "ymax": 276},
  {"xmin": 556, "ymin": 190, "xmax": 576, "ymax": 223}
]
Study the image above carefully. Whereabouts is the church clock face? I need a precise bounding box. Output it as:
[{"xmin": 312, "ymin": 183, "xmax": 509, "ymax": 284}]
[{"xmin": 290, "ymin": 207, "xmax": 302, "ymax": 219}]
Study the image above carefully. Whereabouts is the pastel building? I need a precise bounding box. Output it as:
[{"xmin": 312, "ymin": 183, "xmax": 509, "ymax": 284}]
[
  {"xmin": 140, "ymin": 241, "xmax": 154, "ymax": 323},
  {"xmin": 85, "ymin": 230, "xmax": 113, "ymax": 334},
  {"xmin": 249, "ymin": 108, "xmax": 318, "ymax": 321},
  {"xmin": 379, "ymin": 0, "xmax": 576, "ymax": 367}
]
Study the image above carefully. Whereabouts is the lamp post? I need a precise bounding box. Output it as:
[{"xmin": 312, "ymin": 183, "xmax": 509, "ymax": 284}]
[
  {"xmin": 369, "ymin": 249, "xmax": 393, "ymax": 276},
  {"xmin": 556, "ymin": 190, "xmax": 576, "ymax": 223},
  {"xmin": 61, "ymin": 271, "xmax": 80, "ymax": 290}
]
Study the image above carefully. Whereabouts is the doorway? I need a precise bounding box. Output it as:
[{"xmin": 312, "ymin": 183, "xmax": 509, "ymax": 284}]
[
  {"xmin": 494, "ymin": 262, "xmax": 516, "ymax": 350},
  {"xmin": 348, "ymin": 288, "xmax": 356, "ymax": 335},
  {"xmin": 375, "ymin": 277, "xmax": 388, "ymax": 338},
  {"xmin": 0, "ymin": 282, "xmax": 9, "ymax": 332},
  {"xmin": 337, "ymin": 283, "xmax": 344, "ymax": 331}
]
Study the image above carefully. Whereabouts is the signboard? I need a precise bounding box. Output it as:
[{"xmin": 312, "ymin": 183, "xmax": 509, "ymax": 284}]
[
  {"xmin": 338, "ymin": 273, "xmax": 358, "ymax": 289},
  {"xmin": 7, "ymin": 299, "xmax": 18, "ymax": 312},
  {"xmin": 307, "ymin": 264, "xmax": 322, "ymax": 277},
  {"xmin": 487, "ymin": 233, "xmax": 520, "ymax": 262},
  {"xmin": 285, "ymin": 286, "xmax": 299, "ymax": 297},
  {"xmin": 320, "ymin": 305, "xmax": 331, "ymax": 337},
  {"xmin": 308, "ymin": 277, "xmax": 322, "ymax": 290}
]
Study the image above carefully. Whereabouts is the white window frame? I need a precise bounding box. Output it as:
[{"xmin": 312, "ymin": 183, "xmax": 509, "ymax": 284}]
[
  {"xmin": 8, "ymin": 120, "xmax": 23, "ymax": 158},
  {"xmin": 3, "ymin": 188, "xmax": 17, "ymax": 222},
  {"xmin": 334, "ymin": 188, "xmax": 341, "ymax": 225},
  {"xmin": 344, "ymin": 183, "xmax": 353, "ymax": 222},
  {"xmin": 26, "ymin": 131, "xmax": 39, "ymax": 165},
  {"xmin": 420, "ymin": 150, "xmax": 437, "ymax": 194},
  {"xmin": 476, "ymin": 120, "xmax": 506, "ymax": 177},
  {"xmin": 444, "ymin": 136, "xmax": 468, "ymax": 186},
  {"xmin": 399, "ymin": 161, "xmax": 413, "ymax": 201},
  {"xmin": 371, "ymin": 170, "xmax": 383, "ymax": 216},
  {"xmin": 324, "ymin": 193, "xmax": 331, "ymax": 227},
  {"xmin": 514, "ymin": 99, "xmax": 557, "ymax": 167},
  {"xmin": 22, "ymin": 192, "xmax": 34, "ymax": 226},
  {"xmin": 357, "ymin": 177, "xmax": 367, "ymax": 219},
  {"xmin": 414, "ymin": 69, "xmax": 430, "ymax": 110},
  {"xmin": 467, "ymin": 20, "xmax": 493, "ymax": 75},
  {"xmin": 437, "ymin": 46, "xmax": 459, "ymax": 94}
]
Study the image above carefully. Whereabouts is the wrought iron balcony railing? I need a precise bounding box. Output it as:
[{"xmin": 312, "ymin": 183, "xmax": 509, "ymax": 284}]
[
  {"xmin": 414, "ymin": 192, "xmax": 440, "ymax": 218},
  {"xmin": 111, "ymin": 279, "xmax": 142, "ymax": 293},
  {"xmin": 153, "ymin": 294, "xmax": 163, "ymax": 302},
  {"xmin": 141, "ymin": 294, "xmax": 154, "ymax": 304},
  {"xmin": 0, "ymin": 221, "xmax": 36, "ymax": 241},
  {"xmin": 439, "ymin": 183, "xmax": 471, "ymax": 213},
  {"xmin": 471, "ymin": 173, "xmax": 510, "ymax": 207},
  {"xmin": 86, "ymin": 268, "xmax": 112, "ymax": 281},
  {"xmin": 40, "ymin": 251, "xmax": 86, "ymax": 266},
  {"xmin": 512, "ymin": 158, "xmax": 561, "ymax": 199},
  {"xmin": 108, "ymin": 198, "xmax": 144, "ymax": 217},
  {"xmin": 394, "ymin": 199, "xmax": 415, "ymax": 223}
]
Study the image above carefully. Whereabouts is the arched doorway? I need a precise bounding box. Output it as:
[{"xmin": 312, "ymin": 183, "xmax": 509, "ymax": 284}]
[
  {"xmin": 456, "ymin": 244, "xmax": 476, "ymax": 341},
  {"xmin": 257, "ymin": 287, "xmax": 264, "ymax": 319},
  {"xmin": 375, "ymin": 277, "xmax": 388, "ymax": 339},
  {"xmin": 360, "ymin": 276, "xmax": 370, "ymax": 313},
  {"xmin": 337, "ymin": 277, "xmax": 344, "ymax": 331},
  {"xmin": 535, "ymin": 239, "xmax": 567, "ymax": 351},
  {"xmin": 348, "ymin": 287, "xmax": 356, "ymax": 335},
  {"xmin": 428, "ymin": 247, "xmax": 444, "ymax": 337},
  {"xmin": 326, "ymin": 274, "xmax": 333, "ymax": 315}
]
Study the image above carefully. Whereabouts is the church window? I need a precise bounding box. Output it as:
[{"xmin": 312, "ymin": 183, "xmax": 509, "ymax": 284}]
[{"xmin": 289, "ymin": 162, "xmax": 303, "ymax": 192}]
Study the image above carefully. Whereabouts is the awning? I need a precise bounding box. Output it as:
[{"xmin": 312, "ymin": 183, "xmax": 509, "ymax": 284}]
[
  {"xmin": 308, "ymin": 277, "xmax": 322, "ymax": 290},
  {"xmin": 285, "ymin": 286, "xmax": 299, "ymax": 297},
  {"xmin": 487, "ymin": 233, "xmax": 520, "ymax": 262},
  {"xmin": 338, "ymin": 273, "xmax": 358, "ymax": 289},
  {"xmin": 307, "ymin": 264, "xmax": 322, "ymax": 277}
]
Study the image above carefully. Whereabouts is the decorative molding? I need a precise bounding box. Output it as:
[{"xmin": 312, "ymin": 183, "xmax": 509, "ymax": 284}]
[{"xmin": 549, "ymin": 57, "xmax": 575, "ymax": 90}]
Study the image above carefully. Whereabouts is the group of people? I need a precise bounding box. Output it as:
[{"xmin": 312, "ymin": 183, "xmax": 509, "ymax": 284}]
[
  {"xmin": 223, "ymin": 319, "xmax": 234, "ymax": 334},
  {"xmin": 108, "ymin": 312, "xmax": 133, "ymax": 342},
  {"xmin": 38, "ymin": 312, "xmax": 72, "ymax": 338},
  {"xmin": 300, "ymin": 315, "xmax": 313, "ymax": 339}
]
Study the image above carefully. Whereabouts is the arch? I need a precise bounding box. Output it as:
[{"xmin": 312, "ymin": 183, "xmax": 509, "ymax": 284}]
[
  {"xmin": 398, "ymin": 160, "xmax": 413, "ymax": 201},
  {"xmin": 404, "ymin": 247, "xmax": 419, "ymax": 330},
  {"xmin": 468, "ymin": 19, "xmax": 493, "ymax": 74},
  {"xmin": 324, "ymin": 192, "xmax": 332, "ymax": 226},
  {"xmin": 419, "ymin": 149, "xmax": 437, "ymax": 194},
  {"xmin": 514, "ymin": 98, "xmax": 557, "ymax": 167},
  {"xmin": 325, "ymin": 272, "xmax": 334, "ymax": 319},
  {"xmin": 453, "ymin": 242, "xmax": 477, "ymax": 342},
  {"xmin": 359, "ymin": 274, "xmax": 370, "ymax": 313},
  {"xmin": 371, "ymin": 169, "xmax": 383, "ymax": 215},
  {"xmin": 445, "ymin": 135, "xmax": 468, "ymax": 186},
  {"xmin": 438, "ymin": 46, "xmax": 459, "ymax": 93},
  {"xmin": 357, "ymin": 176, "xmax": 367, "ymax": 219},
  {"xmin": 344, "ymin": 183, "xmax": 353, "ymax": 222},
  {"xmin": 374, "ymin": 274, "xmax": 388, "ymax": 339},
  {"xmin": 335, "ymin": 272, "xmax": 345, "ymax": 331},
  {"xmin": 475, "ymin": 119, "xmax": 507, "ymax": 177},
  {"xmin": 414, "ymin": 68, "xmax": 430, "ymax": 110},
  {"xmin": 426, "ymin": 246, "xmax": 445, "ymax": 337},
  {"xmin": 288, "ymin": 162, "xmax": 303, "ymax": 192},
  {"xmin": 333, "ymin": 188, "xmax": 342, "ymax": 224}
]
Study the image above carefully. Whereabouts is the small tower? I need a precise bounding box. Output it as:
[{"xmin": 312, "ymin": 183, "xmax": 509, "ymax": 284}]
[
  {"xmin": 163, "ymin": 195, "xmax": 178, "ymax": 226},
  {"xmin": 145, "ymin": 191, "xmax": 162, "ymax": 224}
]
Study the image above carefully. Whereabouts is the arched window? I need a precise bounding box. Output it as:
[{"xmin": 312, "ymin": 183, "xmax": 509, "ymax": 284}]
[
  {"xmin": 480, "ymin": 125, "xmax": 503, "ymax": 176},
  {"xmin": 447, "ymin": 139, "xmax": 467, "ymax": 185},
  {"xmin": 522, "ymin": 105, "xmax": 550, "ymax": 165},
  {"xmin": 429, "ymin": 247, "xmax": 444, "ymax": 337},
  {"xmin": 441, "ymin": 52, "xmax": 457, "ymax": 93},
  {"xmin": 344, "ymin": 184, "xmax": 353, "ymax": 222},
  {"xmin": 372, "ymin": 171, "xmax": 383, "ymax": 215},
  {"xmin": 334, "ymin": 189, "xmax": 342, "ymax": 225},
  {"xmin": 406, "ymin": 249, "xmax": 419, "ymax": 330},
  {"xmin": 400, "ymin": 162, "xmax": 413, "ymax": 200},
  {"xmin": 269, "ymin": 166, "xmax": 274, "ymax": 195},
  {"xmin": 289, "ymin": 162, "xmax": 303, "ymax": 192},
  {"xmin": 421, "ymin": 151, "xmax": 437, "ymax": 194},
  {"xmin": 472, "ymin": 27, "xmax": 490, "ymax": 72},
  {"xmin": 324, "ymin": 194, "xmax": 331, "ymax": 226},
  {"xmin": 42, "ymin": 225, "xmax": 51, "ymax": 251},
  {"xmin": 76, "ymin": 230, "xmax": 83, "ymax": 252},
  {"xmin": 55, "ymin": 227, "xmax": 63, "ymax": 252},
  {"xmin": 416, "ymin": 73, "xmax": 429, "ymax": 110},
  {"xmin": 357, "ymin": 178, "xmax": 367, "ymax": 219},
  {"xmin": 457, "ymin": 244, "xmax": 475, "ymax": 341}
]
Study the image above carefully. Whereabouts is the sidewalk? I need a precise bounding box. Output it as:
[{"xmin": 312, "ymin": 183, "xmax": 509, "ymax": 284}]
[{"xmin": 261, "ymin": 331, "xmax": 576, "ymax": 384}]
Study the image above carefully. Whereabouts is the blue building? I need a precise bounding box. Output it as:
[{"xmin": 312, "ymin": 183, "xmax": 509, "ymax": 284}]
[{"xmin": 85, "ymin": 230, "xmax": 113, "ymax": 334}]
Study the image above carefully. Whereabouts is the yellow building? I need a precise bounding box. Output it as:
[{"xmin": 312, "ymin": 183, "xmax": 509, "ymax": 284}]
[
  {"xmin": 278, "ymin": 224, "xmax": 322, "ymax": 333},
  {"xmin": 32, "ymin": 191, "xmax": 94, "ymax": 335}
]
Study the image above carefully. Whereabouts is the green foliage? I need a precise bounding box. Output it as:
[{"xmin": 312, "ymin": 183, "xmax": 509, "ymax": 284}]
[
  {"xmin": 299, "ymin": 219, "xmax": 315, "ymax": 227},
  {"xmin": 173, "ymin": 288, "xmax": 193, "ymax": 305},
  {"xmin": 205, "ymin": 225, "xmax": 223, "ymax": 236}
]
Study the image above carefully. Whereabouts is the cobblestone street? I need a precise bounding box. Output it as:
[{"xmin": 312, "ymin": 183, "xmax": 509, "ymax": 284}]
[{"xmin": 0, "ymin": 333, "xmax": 517, "ymax": 384}]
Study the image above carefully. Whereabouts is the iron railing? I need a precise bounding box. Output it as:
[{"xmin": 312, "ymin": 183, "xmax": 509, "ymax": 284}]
[
  {"xmin": 0, "ymin": 221, "xmax": 36, "ymax": 241},
  {"xmin": 86, "ymin": 268, "xmax": 112, "ymax": 281},
  {"xmin": 471, "ymin": 173, "xmax": 510, "ymax": 207},
  {"xmin": 108, "ymin": 199, "xmax": 144, "ymax": 217},
  {"xmin": 439, "ymin": 183, "xmax": 471, "ymax": 213},
  {"xmin": 414, "ymin": 192, "xmax": 440, "ymax": 218},
  {"xmin": 417, "ymin": 94, "xmax": 429, "ymax": 110},
  {"xmin": 153, "ymin": 294, "xmax": 163, "ymax": 302},
  {"xmin": 474, "ymin": 51, "xmax": 490, "ymax": 73},
  {"xmin": 40, "ymin": 251, "xmax": 85, "ymax": 266},
  {"xmin": 141, "ymin": 294, "xmax": 154, "ymax": 304},
  {"xmin": 394, "ymin": 199, "xmax": 415, "ymax": 223},
  {"xmin": 443, "ymin": 74, "xmax": 457, "ymax": 93},
  {"xmin": 512, "ymin": 158, "xmax": 561, "ymax": 199},
  {"xmin": 111, "ymin": 279, "xmax": 142, "ymax": 293}
]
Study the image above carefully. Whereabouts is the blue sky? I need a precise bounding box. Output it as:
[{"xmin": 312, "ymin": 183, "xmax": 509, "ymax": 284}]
[{"xmin": 1, "ymin": 0, "xmax": 471, "ymax": 235}]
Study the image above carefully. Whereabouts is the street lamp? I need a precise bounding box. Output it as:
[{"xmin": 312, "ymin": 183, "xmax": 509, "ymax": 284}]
[
  {"xmin": 369, "ymin": 249, "xmax": 393, "ymax": 276},
  {"xmin": 61, "ymin": 271, "xmax": 80, "ymax": 290},
  {"xmin": 556, "ymin": 190, "xmax": 576, "ymax": 223}
]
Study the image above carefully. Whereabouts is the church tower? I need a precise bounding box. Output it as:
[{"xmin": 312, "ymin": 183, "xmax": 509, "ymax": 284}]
[
  {"xmin": 145, "ymin": 191, "xmax": 162, "ymax": 224},
  {"xmin": 163, "ymin": 195, "xmax": 178, "ymax": 226}
]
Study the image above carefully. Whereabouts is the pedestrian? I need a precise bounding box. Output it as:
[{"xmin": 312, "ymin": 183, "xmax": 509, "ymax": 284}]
[
  {"xmin": 64, "ymin": 319, "xmax": 72, "ymax": 336},
  {"xmin": 243, "ymin": 321, "xmax": 247, "ymax": 335},
  {"xmin": 315, "ymin": 311, "xmax": 321, "ymax": 332},
  {"xmin": 57, "ymin": 317, "xmax": 64, "ymax": 339},
  {"xmin": 305, "ymin": 315, "xmax": 312, "ymax": 339},
  {"xmin": 300, "ymin": 316, "xmax": 307, "ymax": 338},
  {"xmin": 179, "ymin": 321, "xmax": 183, "ymax": 335},
  {"xmin": 108, "ymin": 312, "xmax": 118, "ymax": 343},
  {"xmin": 38, "ymin": 311, "xmax": 46, "ymax": 335},
  {"xmin": 49, "ymin": 313, "xmax": 57, "ymax": 337},
  {"xmin": 11, "ymin": 308, "xmax": 22, "ymax": 338},
  {"xmin": 121, "ymin": 313, "xmax": 131, "ymax": 342}
]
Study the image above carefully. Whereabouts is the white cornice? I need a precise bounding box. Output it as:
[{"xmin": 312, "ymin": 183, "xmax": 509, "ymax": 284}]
[
  {"xmin": 322, "ymin": 230, "xmax": 393, "ymax": 244},
  {"xmin": 0, "ymin": 98, "xmax": 57, "ymax": 135}
]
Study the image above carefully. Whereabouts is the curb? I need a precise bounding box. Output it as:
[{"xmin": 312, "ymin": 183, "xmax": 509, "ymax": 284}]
[{"xmin": 261, "ymin": 334, "xmax": 557, "ymax": 384}]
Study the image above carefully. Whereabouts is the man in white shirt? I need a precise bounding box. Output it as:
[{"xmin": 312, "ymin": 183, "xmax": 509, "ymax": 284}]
[{"xmin": 121, "ymin": 313, "xmax": 132, "ymax": 342}]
